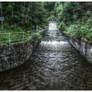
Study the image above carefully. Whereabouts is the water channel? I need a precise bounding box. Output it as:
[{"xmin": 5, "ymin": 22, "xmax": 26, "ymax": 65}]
[{"xmin": 0, "ymin": 22, "xmax": 92, "ymax": 90}]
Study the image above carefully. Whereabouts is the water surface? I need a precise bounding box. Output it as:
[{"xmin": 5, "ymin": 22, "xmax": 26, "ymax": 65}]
[{"xmin": 0, "ymin": 22, "xmax": 92, "ymax": 90}]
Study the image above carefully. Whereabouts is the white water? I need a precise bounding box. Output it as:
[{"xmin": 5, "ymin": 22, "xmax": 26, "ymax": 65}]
[
  {"xmin": 41, "ymin": 21, "xmax": 69, "ymax": 50},
  {"xmin": 48, "ymin": 21, "xmax": 58, "ymax": 31},
  {"xmin": 41, "ymin": 41, "xmax": 69, "ymax": 50}
]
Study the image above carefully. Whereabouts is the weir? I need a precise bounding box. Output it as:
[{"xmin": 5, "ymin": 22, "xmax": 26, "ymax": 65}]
[
  {"xmin": 40, "ymin": 21, "xmax": 69, "ymax": 51},
  {"xmin": 0, "ymin": 21, "xmax": 92, "ymax": 90}
]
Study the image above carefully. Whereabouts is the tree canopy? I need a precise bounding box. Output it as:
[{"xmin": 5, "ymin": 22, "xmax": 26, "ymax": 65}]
[
  {"xmin": 55, "ymin": 2, "xmax": 92, "ymax": 42},
  {"xmin": 0, "ymin": 2, "xmax": 50, "ymax": 30}
]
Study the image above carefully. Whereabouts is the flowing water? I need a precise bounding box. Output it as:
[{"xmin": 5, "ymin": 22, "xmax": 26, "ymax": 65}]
[{"xmin": 0, "ymin": 22, "xmax": 92, "ymax": 90}]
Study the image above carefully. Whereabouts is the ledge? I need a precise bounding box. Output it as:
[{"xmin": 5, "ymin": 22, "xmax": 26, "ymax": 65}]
[
  {"xmin": 0, "ymin": 29, "xmax": 47, "ymax": 72},
  {"xmin": 61, "ymin": 31, "xmax": 92, "ymax": 64}
]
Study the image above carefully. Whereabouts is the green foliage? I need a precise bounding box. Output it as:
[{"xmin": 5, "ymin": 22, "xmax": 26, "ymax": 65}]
[
  {"xmin": 0, "ymin": 23, "xmax": 42, "ymax": 44},
  {"xmin": 31, "ymin": 33, "xmax": 42, "ymax": 40},
  {"xmin": 55, "ymin": 2, "xmax": 92, "ymax": 43},
  {"xmin": 48, "ymin": 15, "xmax": 56, "ymax": 21},
  {"xmin": 0, "ymin": 27, "xmax": 29, "ymax": 44},
  {"xmin": 2, "ymin": 2, "xmax": 48, "ymax": 30},
  {"xmin": 64, "ymin": 16, "xmax": 92, "ymax": 41},
  {"xmin": 0, "ymin": 23, "xmax": 23, "ymax": 33},
  {"xmin": 0, "ymin": 29, "xmax": 42, "ymax": 44},
  {"xmin": 0, "ymin": 2, "xmax": 51, "ymax": 44},
  {"xmin": 65, "ymin": 24, "xmax": 82, "ymax": 38}
]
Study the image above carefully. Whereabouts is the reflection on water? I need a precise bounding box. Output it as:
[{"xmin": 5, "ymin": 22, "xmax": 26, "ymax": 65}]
[{"xmin": 0, "ymin": 21, "xmax": 92, "ymax": 90}]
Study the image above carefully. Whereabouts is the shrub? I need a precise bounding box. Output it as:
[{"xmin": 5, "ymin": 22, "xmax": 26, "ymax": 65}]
[
  {"xmin": 0, "ymin": 23, "xmax": 33, "ymax": 44},
  {"xmin": 56, "ymin": 2, "xmax": 92, "ymax": 43},
  {"xmin": 65, "ymin": 23, "xmax": 82, "ymax": 38},
  {"xmin": 31, "ymin": 33, "xmax": 42, "ymax": 40}
]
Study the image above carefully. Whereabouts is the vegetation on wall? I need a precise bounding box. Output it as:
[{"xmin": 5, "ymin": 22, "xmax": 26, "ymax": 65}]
[
  {"xmin": 0, "ymin": 2, "xmax": 51, "ymax": 44},
  {"xmin": 55, "ymin": 2, "xmax": 92, "ymax": 42},
  {"xmin": 2, "ymin": 2, "xmax": 92, "ymax": 44}
]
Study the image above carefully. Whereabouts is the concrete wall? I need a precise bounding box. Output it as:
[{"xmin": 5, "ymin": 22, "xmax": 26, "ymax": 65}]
[
  {"xmin": 0, "ymin": 29, "xmax": 46, "ymax": 72},
  {"xmin": 62, "ymin": 32, "xmax": 92, "ymax": 64}
]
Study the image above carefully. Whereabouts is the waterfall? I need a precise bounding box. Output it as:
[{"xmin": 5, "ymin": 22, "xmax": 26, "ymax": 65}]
[{"xmin": 40, "ymin": 21, "xmax": 69, "ymax": 51}]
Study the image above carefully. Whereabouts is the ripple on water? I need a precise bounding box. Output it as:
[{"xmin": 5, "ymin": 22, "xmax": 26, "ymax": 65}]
[{"xmin": 0, "ymin": 22, "xmax": 92, "ymax": 90}]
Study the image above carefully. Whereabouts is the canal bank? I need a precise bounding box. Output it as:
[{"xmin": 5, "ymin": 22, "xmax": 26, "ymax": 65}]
[
  {"xmin": 0, "ymin": 22, "xmax": 92, "ymax": 90},
  {"xmin": 0, "ymin": 29, "xmax": 47, "ymax": 72},
  {"xmin": 61, "ymin": 31, "xmax": 92, "ymax": 64}
]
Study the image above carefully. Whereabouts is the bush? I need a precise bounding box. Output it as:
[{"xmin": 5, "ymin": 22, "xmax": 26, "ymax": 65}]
[
  {"xmin": 56, "ymin": 2, "xmax": 92, "ymax": 43},
  {"xmin": 65, "ymin": 23, "xmax": 82, "ymax": 38},
  {"xmin": 31, "ymin": 33, "xmax": 42, "ymax": 40},
  {"xmin": 0, "ymin": 23, "xmax": 33, "ymax": 44},
  {"xmin": 64, "ymin": 17, "xmax": 92, "ymax": 42}
]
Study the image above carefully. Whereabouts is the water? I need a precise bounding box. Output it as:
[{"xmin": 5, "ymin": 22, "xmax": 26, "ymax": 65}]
[{"xmin": 0, "ymin": 22, "xmax": 92, "ymax": 90}]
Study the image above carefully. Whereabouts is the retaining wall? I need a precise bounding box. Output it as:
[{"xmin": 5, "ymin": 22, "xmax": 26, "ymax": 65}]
[
  {"xmin": 61, "ymin": 32, "xmax": 92, "ymax": 64},
  {"xmin": 0, "ymin": 29, "xmax": 46, "ymax": 72}
]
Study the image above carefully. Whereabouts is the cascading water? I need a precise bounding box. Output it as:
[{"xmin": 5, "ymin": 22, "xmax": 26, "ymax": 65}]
[
  {"xmin": 0, "ymin": 21, "xmax": 92, "ymax": 90},
  {"xmin": 40, "ymin": 21, "xmax": 69, "ymax": 51}
]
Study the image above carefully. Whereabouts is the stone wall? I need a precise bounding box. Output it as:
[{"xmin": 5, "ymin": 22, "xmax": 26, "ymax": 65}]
[
  {"xmin": 61, "ymin": 32, "xmax": 92, "ymax": 64},
  {"xmin": 0, "ymin": 29, "xmax": 46, "ymax": 72}
]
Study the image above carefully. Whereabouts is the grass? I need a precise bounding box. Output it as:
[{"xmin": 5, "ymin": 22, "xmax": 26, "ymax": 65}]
[{"xmin": 0, "ymin": 24, "xmax": 42, "ymax": 45}]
